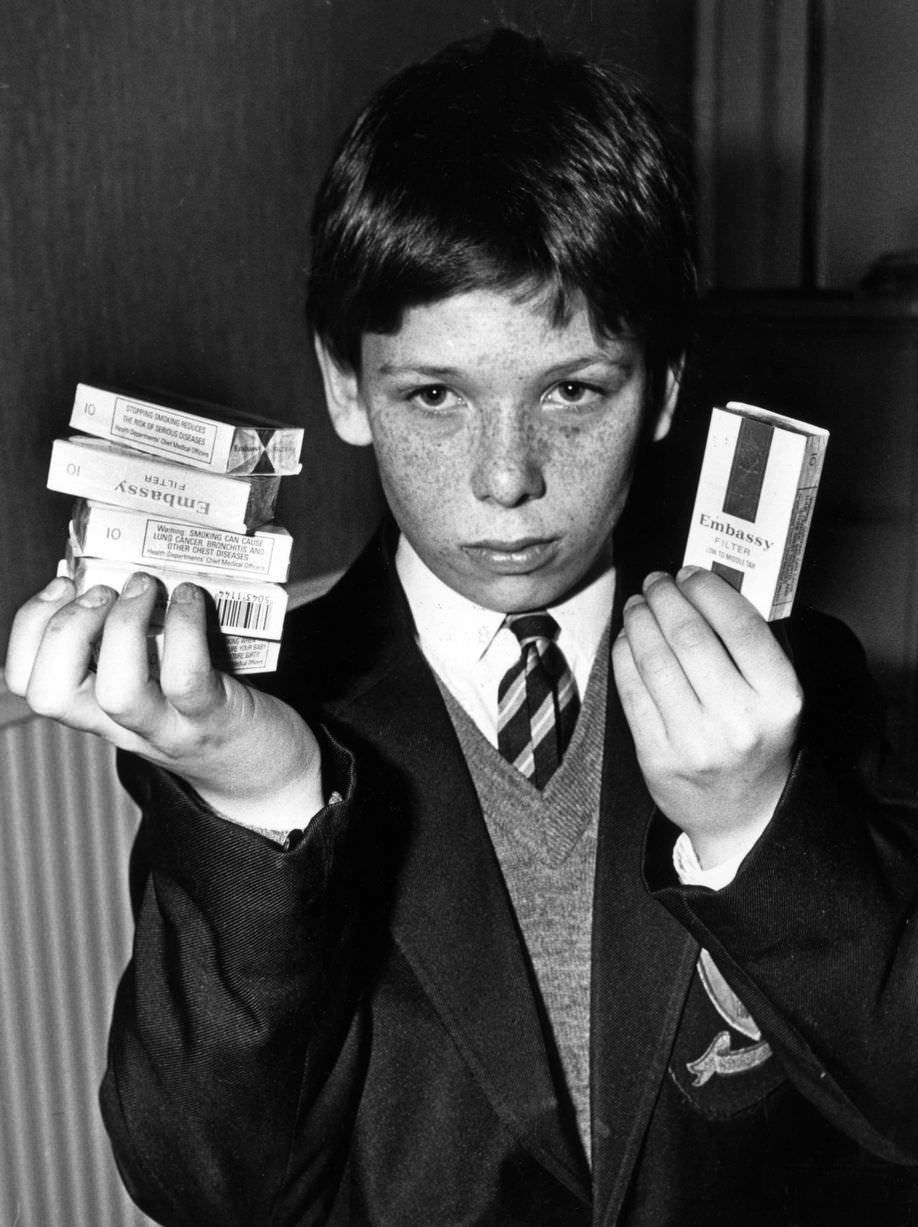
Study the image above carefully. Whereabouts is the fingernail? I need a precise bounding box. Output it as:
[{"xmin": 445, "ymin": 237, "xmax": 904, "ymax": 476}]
[
  {"xmin": 624, "ymin": 593, "xmax": 645, "ymax": 611},
  {"xmin": 642, "ymin": 570, "xmax": 669, "ymax": 591},
  {"xmin": 676, "ymin": 565, "xmax": 704, "ymax": 582},
  {"xmin": 169, "ymin": 582, "xmax": 199, "ymax": 604},
  {"xmin": 76, "ymin": 585, "xmax": 115, "ymax": 608},
  {"xmin": 121, "ymin": 572, "xmax": 151, "ymax": 598},
  {"xmin": 38, "ymin": 576, "xmax": 72, "ymax": 601}
]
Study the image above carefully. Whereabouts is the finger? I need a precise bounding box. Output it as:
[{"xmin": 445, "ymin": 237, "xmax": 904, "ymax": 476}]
[
  {"xmin": 21, "ymin": 584, "xmax": 119, "ymax": 727},
  {"xmin": 674, "ymin": 566, "xmax": 798, "ymax": 694},
  {"xmin": 618, "ymin": 593, "xmax": 702, "ymax": 734},
  {"xmin": 640, "ymin": 571, "xmax": 749, "ymax": 709},
  {"xmin": 158, "ymin": 583, "xmax": 226, "ymax": 718},
  {"xmin": 611, "ymin": 627, "xmax": 667, "ymax": 752},
  {"xmin": 94, "ymin": 572, "xmax": 171, "ymax": 733},
  {"xmin": 4, "ymin": 577, "xmax": 77, "ymax": 695}
]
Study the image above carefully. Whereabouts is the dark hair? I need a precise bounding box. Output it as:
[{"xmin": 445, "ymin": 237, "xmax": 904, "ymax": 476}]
[{"xmin": 306, "ymin": 28, "xmax": 697, "ymax": 392}]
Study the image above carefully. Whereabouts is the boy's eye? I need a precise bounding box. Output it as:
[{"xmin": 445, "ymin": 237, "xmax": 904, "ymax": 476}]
[
  {"xmin": 543, "ymin": 380, "xmax": 605, "ymax": 410},
  {"xmin": 407, "ymin": 384, "xmax": 457, "ymax": 409}
]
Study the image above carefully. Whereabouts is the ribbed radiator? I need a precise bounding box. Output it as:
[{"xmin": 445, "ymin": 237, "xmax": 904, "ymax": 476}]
[{"xmin": 0, "ymin": 696, "xmax": 155, "ymax": 1227}]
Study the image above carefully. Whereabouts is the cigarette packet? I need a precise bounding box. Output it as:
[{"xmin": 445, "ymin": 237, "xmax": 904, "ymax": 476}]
[
  {"xmin": 681, "ymin": 401, "xmax": 828, "ymax": 620},
  {"xmin": 60, "ymin": 549, "xmax": 288, "ymax": 641},
  {"xmin": 150, "ymin": 631, "xmax": 281, "ymax": 676},
  {"xmin": 71, "ymin": 499, "xmax": 293, "ymax": 582},
  {"xmin": 48, "ymin": 436, "xmax": 281, "ymax": 534},
  {"xmin": 70, "ymin": 383, "xmax": 304, "ymax": 475}
]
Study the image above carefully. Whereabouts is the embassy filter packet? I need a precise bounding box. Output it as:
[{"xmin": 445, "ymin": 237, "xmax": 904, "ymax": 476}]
[{"xmin": 682, "ymin": 402, "xmax": 829, "ymax": 620}]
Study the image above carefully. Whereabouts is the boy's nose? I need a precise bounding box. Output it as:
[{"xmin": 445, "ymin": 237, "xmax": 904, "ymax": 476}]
[{"xmin": 470, "ymin": 412, "xmax": 546, "ymax": 507}]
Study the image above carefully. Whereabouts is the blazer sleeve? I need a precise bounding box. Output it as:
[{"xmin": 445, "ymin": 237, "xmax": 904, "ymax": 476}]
[
  {"xmin": 645, "ymin": 609, "xmax": 918, "ymax": 1165},
  {"xmin": 100, "ymin": 731, "xmax": 379, "ymax": 1227}
]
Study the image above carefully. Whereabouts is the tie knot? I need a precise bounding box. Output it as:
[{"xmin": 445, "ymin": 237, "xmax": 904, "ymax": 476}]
[{"xmin": 504, "ymin": 610, "xmax": 560, "ymax": 649}]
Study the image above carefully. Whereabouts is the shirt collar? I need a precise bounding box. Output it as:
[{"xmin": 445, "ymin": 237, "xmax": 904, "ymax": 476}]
[{"xmin": 396, "ymin": 536, "xmax": 505, "ymax": 666}]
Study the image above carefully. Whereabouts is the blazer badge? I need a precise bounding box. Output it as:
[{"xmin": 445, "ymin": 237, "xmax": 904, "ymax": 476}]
[{"xmin": 686, "ymin": 949, "xmax": 772, "ymax": 1087}]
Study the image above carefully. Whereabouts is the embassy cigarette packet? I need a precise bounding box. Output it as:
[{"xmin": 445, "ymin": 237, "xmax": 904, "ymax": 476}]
[
  {"xmin": 48, "ymin": 436, "xmax": 281, "ymax": 534},
  {"xmin": 60, "ymin": 549, "xmax": 288, "ymax": 641},
  {"xmin": 682, "ymin": 401, "xmax": 828, "ymax": 621},
  {"xmin": 70, "ymin": 383, "xmax": 304, "ymax": 476},
  {"xmin": 71, "ymin": 499, "xmax": 292, "ymax": 582}
]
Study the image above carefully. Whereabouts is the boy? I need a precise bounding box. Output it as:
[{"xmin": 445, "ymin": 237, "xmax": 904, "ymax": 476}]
[{"xmin": 6, "ymin": 28, "xmax": 918, "ymax": 1227}]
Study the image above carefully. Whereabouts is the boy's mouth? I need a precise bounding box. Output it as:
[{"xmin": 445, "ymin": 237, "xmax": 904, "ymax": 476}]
[{"xmin": 461, "ymin": 537, "xmax": 559, "ymax": 573}]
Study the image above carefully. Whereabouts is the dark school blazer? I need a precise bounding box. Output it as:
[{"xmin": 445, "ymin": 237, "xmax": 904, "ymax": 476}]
[{"xmin": 102, "ymin": 522, "xmax": 918, "ymax": 1227}]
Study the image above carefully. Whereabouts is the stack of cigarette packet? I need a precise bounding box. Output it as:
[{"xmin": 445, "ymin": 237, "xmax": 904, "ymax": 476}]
[{"xmin": 46, "ymin": 383, "xmax": 305, "ymax": 675}]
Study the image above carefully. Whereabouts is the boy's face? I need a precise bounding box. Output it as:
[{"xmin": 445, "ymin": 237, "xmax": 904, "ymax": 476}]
[{"xmin": 318, "ymin": 288, "xmax": 677, "ymax": 612}]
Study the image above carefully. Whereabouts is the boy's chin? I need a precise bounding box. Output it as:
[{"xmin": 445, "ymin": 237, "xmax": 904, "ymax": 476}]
[{"xmin": 454, "ymin": 570, "xmax": 586, "ymax": 615}]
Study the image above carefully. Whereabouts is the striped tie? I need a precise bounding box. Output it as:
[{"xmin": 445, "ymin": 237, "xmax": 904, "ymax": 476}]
[{"xmin": 497, "ymin": 612, "xmax": 580, "ymax": 789}]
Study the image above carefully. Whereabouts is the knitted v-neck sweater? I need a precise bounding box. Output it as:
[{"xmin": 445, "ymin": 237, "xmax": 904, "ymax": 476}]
[{"xmin": 435, "ymin": 630, "xmax": 610, "ymax": 1159}]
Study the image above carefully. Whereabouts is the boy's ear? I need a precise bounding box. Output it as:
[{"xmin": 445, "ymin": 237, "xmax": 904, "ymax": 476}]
[
  {"xmin": 650, "ymin": 358, "xmax": 683, "ymax": 443},
  {"xmin": 313, "ymin": 336, "xmax": 373, "ymax": 446}
]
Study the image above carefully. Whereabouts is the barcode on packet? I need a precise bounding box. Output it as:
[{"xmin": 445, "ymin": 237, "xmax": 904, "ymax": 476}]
[{"xmin": 215, "ymin": 593, "xmax": 272, "ymax": 633}]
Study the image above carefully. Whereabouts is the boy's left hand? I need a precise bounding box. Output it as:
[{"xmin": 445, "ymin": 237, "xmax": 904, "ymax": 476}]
[{"xmin": 611, "ymin": 567, "xmax": 803, "ymax": 869}]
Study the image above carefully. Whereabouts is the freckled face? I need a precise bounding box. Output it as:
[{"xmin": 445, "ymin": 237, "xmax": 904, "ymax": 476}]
[{"xmin": 345, "ymin": 289, "xmax": 671, "ymax": 612}]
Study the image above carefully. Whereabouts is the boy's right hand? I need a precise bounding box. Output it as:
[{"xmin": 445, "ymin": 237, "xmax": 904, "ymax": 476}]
[{"xmin": 5, "ymin": 573, "xmax": 323, "ymax": 829}]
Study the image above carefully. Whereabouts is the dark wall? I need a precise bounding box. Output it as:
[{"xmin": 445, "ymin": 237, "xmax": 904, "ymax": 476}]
[{"xmin": 0, "ymin": 0, "xmax": 693, "ymax": 653}]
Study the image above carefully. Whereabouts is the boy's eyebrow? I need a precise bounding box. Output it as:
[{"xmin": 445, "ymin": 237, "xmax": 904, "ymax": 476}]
[
  {"xmin": 376, "ymin": 362, "xmax": 466, "ymax": 378},
  {"xmin": 538, "ymin": 351, "xmax": 637, "ymax": 377}
]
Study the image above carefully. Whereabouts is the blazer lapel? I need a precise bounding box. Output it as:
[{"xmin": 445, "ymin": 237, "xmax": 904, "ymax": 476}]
[
  {"xmin": 319, "ymin": 528, "xmax": 591, "ymax": 1199},
  {"xmin": 589, "ymin": 583, "xmax": 697, "ymax": 1227}
]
